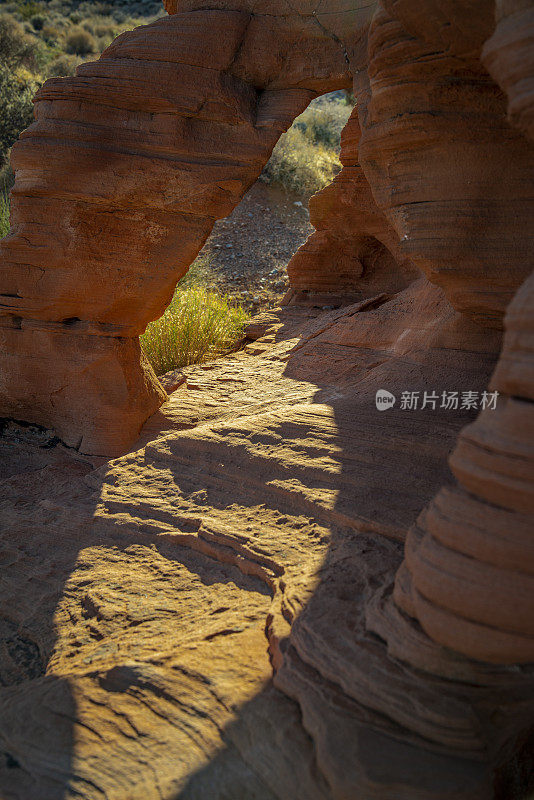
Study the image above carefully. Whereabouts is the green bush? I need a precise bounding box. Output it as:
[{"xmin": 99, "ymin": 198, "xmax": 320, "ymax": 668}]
[
  {"xmin": 93, "ymin": 21, "xmax": 118, "ymax": 37},
  {"xmin": 263, "ymin": 126, "xmax": 341, "ymax": 196},
  {"xmin": 46, "ymin": 52, "xmax": 80, "ymax": 76},
  {"xmin": 294, "ymin": 101, "xmax": 351, "ymax": 148},
  {"xmin": 263, "ymin": 95, "xmax": 352, "ymax": 196},
  {"xmin": 0, "ymin": 187, "xmax": 10, "ymax": 239},
  {"xmin": 0, "ymin": 64, "xmax": 40, "ymax": 168},
  {"xmin": 0, "ymin": 15, "xmax": 41, "ymax": 167},
  {"xmin": 0, "ymin": 15, "xmax": 45, "ymax": 167},
  {"xmin": 41, "ymin": 23, "xmax": 61, "ymax": 44},
  {"xmin": 15, "ymin": 0, "xmax": 44, "ymax": 21},
  {"xmin": 0, "ymin": 14, "xmax": 38, "ymax": 70},
  {"xmin": 140, "ymin": 265, "xmax": 248, "ymax": 375},
  {"xmin": 65, "ymin": 25, "xmax": 96, "ymax": 54}
]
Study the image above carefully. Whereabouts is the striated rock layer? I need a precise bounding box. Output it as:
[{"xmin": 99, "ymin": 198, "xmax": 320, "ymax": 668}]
[
  {"xmin": 0, "ymin": 4, "xmax": 357, "ymax": 455},
  {"xmin": 2, "ymin": 287, "xmax": 532, "ymax": 799},
  {"xmin": 390, "ymin": 0, "xmax": 534, "ymax": 666},
  {"xmin": 1, "ymin": 1, "xmax": 534, "ymax": 797},
  {"xmin": 356, "ymin": 0, "xmax": 534, "ymax": 328},
  {"xmin": 286, "ymin": 108, "xmax": 418, "ymax": 303}
]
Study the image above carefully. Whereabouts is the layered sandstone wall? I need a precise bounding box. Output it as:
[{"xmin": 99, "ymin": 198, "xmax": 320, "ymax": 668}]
[
  {"xmin": 392, "ymin": 0, "xmax": 534, "ymax": 665},
  {"xmin": 356, "ymin": 0, "xmax": 534, "ymax": 329},
  {"xmin": 0, "ymin": 5, "xmax": 357, "ymax": 455},
  {"xmin": 394, "ymin": 273, "xmax": 534, "ymax": 663},
  {"xmin": 286, "ymin": 108, "xmax": 418, "ymax": 302}
]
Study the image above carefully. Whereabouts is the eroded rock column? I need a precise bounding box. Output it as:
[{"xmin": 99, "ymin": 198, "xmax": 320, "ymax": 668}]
[
  {"xmin": 395, "ymin": 271, "xmax": 534, "ymax": 663},
  {"xmin": 388, "ymin": 0, "xmax": 534, "ymax": 664},
  {"xmin": 287, "ymin": 107, "xmax": 418, "ymax": 303},
  {"xmin": 357, "ymin": 0, "xmax": 534, "ymax": 328}
]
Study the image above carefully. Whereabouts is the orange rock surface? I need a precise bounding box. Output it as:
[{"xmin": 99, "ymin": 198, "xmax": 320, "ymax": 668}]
[
  {"xmin": 393, "ymin": 0, "xmax": 534, "ymax": 665},
  {"xmin": 1, "ymin": 1, "xmax": 533, "ymax": 798},
  {"xmin": 0, "ymin": 5, "xmax": 354, "ymax": 454},
  {"xmin": 287, "ymin": 109, "xmax": 418, "ymax": 301}
]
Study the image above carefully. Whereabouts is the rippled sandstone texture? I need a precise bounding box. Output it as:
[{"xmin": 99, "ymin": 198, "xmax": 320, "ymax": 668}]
[
  {"xmin": 1, "ymin": 0, "xmax": 534, "ymax": 798},
  {"xmin": 2, "ymin": 290, "xmax": 531, "ymax": 800}
]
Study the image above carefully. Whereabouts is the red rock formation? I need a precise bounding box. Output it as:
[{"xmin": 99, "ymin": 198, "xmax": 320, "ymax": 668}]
[
  {"xmin": 0, "ymin": 6, "xmax": 356, "ymax": 455},
  {"xmin": 391, "ymin": 0, "xmax": 534, "ymax": 665},
  {"xmin": 357, "ymin": 0, "xmax": 534, "ymax": 328},
  {"xmin": 394, "ymin": 270, "xmax": 534, "ymax": 664},
  {"xmin": 0, "ymin": 1, "xmax": 534, "ymax": 794},
  {"xmin": 287, "ymin": 108, "xmax": 418, "ymax": 302},
  {"xmin": 6, "ymin": 0, "xmax": 531, "ymax": 454}
]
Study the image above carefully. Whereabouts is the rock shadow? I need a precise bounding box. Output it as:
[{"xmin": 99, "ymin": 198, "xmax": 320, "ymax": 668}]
[{"xmin": 2, "ymin": 292, "xmax": 527, "ymax": 799}]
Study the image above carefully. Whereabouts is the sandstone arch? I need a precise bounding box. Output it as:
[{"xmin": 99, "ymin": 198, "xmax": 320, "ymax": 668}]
[
  {"xmin": 0, "ymin": 5, "xmax": 359, "ymax": 455},
  {"xmin": 3, "ymin": 0, "xmax": 533, "ymax": 459},
  {"xmin": 0, "ymin": 0, "xmax": 532, "ymax": 703}
]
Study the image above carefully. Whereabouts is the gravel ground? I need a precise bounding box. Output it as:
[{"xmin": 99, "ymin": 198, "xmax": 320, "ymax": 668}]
[{"xmin": 197, "ymin": 179, "xmax": 313, "ymax": 312}]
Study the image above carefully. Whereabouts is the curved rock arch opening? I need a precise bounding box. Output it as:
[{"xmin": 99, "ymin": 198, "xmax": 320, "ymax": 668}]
[{"xmin": 286, "ymin": 103, "xmax": 418, "ymax": 306}]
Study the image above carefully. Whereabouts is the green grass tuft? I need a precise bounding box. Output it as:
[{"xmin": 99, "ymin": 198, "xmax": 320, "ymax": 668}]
[
  {"xmin": 0, "ymin": 185, "xmax": 10, "ymax": 239},
  {"xmin": 140, "ymin": 261, "xmax": 248, "ymax": 376}
]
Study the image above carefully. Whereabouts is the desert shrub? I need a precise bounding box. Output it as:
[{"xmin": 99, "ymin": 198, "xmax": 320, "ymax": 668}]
[
  {"xmin": 0, "ymin": 17, "xmax": 43, "ymax": 166},
  {"xmin": 15, "ymin": 0, "xmax": 43, "ymax": 20},
  {"xmin": 0, "ymin": 186, "xmax": 10, "ymax": 239},
  {"xmin": 0, "ymin": 14, "xmax": 39, "ymax": 69},
  {"xmin": 263, "ymin": 126, "xmax": 341, "ymax": 196},
  {"xmin": 81, "ymin": 20, "xmax": 95, "ymax": 34},
  {"xmin": 93, "ymin": 20, "xmax": 116, "ymax": 37},
  {"xmin": 65, "ymin": 25, "xmax": 96, "ymax": 54},
  {"xmin": 294, "ymin": 100, "xmax": 352, "ymax": 148},
  {"xmin": 80, "ymin": 1, "xmax": 113, "ymax": 15},
  {"xmin": 140, "ymin": 264, "xmax": 248, "ymax": 375},
  {"xmin": 41, "ymin": 23, "xmax": 61, "ymax": 43},
  {"xmin": 31, "ymin": 13, "xmax": 44, "ymax": 29},
  {"xmin": 263, "ymin": 94, "xmax": 353, "ymax": 196},
  {"xmin": 0, "ymin": 65, "xmax": 39, "ymax": 167},
  {"xmin": 46, "ymin": 52, "xmax": 80, "ymax": 75}
]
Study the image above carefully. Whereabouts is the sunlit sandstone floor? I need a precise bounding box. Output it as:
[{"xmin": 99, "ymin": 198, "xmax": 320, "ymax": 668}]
[{"xmin": 1, "ymin": 279, "xmax": 532, "ymax": 799}]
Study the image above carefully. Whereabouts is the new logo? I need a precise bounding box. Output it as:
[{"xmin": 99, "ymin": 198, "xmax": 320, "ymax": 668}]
[{"xmin": 375, "ymin": 389, "xmax": 396, "ymax": 411}]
